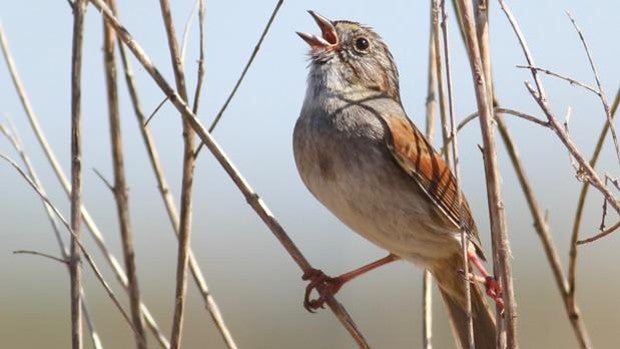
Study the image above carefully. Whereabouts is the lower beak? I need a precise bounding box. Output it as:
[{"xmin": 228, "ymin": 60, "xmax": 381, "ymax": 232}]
[{"xmin": 296, "ymin": 10, "xmax": 338, "ymax": 50}]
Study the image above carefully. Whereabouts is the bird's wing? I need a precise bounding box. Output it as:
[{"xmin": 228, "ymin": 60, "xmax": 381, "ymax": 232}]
[{"xmin": 381, "ymin": 112, "xmax": 485, "ymax": 259}]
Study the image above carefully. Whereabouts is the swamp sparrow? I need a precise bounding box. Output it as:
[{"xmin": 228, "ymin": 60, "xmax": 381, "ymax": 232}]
[{"xmin": 293, "ymin": 11, "xmax": 500, "ymax": 348}]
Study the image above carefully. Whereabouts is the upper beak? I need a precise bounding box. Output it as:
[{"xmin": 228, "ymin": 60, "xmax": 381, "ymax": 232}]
[{"xmin": 296, "ymin": 10, "xmax": 338, "ymax": 50}]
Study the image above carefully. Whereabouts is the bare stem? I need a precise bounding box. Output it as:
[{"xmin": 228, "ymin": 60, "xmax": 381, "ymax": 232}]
[
  {"xmin": 87, "ymin": 1, "xmax": 370, "ymax": 346},
  {"xmin": 102, "ymin": 1, "xmax": 147, "ymax": 346},
  {"xmin": 515, "ymin": 65, "xmax": 599, "ymax": 95},
  {"xmin": 456, "ymin": 0, "xmax": 518, "ymax": 346},
  {"xmin": 157, "ymin": 0, "xmax": 196, "ymax": 347},
  {"xmin": 422, "ymin": 3, "xmax": 438, "ymax": 347},
  {"xmin": 439, "ymin": 1, "xmax": 474, "ymax": 347},
  {"xmin": 572, "ymin": 90, "xmax": 620, "ymax": 246},
  {"xmin": 70, "ymin": 1, "xmax": 87, "ymax": 346},
  {"xmin": 566, "ymin": 12, "xmax": 620, "ymax": 167}
]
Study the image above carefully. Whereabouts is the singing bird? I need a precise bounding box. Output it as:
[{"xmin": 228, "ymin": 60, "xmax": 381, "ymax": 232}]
[{"xmin": 293, "ymin": 11, "xmax": 501, "ymax": 348}]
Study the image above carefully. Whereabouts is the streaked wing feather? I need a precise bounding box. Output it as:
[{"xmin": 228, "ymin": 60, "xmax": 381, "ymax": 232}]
[{"xmin": 382, "ymin": 114, "xmax": 485, "ymax": 259}]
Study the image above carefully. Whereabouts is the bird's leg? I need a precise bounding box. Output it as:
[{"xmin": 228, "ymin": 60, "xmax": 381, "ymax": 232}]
[
  {"xmin": 466, "ymin": 251, "xmax": 504, "ymax": 311},
  {"xmin": 302, "ymin": 253, "xmax": 400, "ymax": 312}
]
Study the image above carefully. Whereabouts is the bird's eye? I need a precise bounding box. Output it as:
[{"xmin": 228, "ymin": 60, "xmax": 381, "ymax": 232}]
[{"xmin": 354, "ymin": 37, "xmax": 370, "ymax": 51}]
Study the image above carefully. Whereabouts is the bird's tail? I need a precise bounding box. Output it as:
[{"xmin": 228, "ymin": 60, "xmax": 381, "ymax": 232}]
[{"xmin": 432, "ymin": 254, "xmax": 497, "ymax": 349}]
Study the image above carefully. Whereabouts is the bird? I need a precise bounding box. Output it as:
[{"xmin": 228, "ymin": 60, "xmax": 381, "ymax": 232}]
[{"xmin": 293, "ymin": 11, "xmax": 501, "ymax": 348}]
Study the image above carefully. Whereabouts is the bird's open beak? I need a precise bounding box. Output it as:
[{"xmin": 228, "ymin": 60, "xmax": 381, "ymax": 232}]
[{"xmin": 296, "ymin": 11, "xmax": 338, "ymax": 50}]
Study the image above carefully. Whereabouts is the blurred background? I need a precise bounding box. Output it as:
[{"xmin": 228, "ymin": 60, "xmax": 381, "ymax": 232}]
[{"xmin": 1, "ymin": 0, "xmax": 619, "ymax": 348}]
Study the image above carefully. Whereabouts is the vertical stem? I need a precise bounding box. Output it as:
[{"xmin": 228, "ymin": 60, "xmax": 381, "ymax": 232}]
[
  {"xmin": 157, "ymin": 1, "xmax": 195, "ymax": 347},
  {"xmin": 70, "ymin": 1, "xmax": 86, "ymax": 348},
  {"xmin": 423, "ymin": 4, "xmax": 438, "ymax": 347},
  {"xmin": 102, "ymin": 1, "xmax": 147, "ymax": 347},
  {"xmin": 455, "ymin": 0, "xmax": 518, "ymax": 347},
  {"xmin": 438, "ymin": 1, "xmax": 474, "ymax": 347}
]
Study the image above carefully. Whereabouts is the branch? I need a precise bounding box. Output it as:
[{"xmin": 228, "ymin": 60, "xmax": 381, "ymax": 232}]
[
  {"xmin": 102, "ymin": 1, "xmax": 147, "ymax": 346},
  {"xmin": 566, "ymin": 12, "xmax": 620, "ymax": 167},
  {"xmin": 69, "ymin": 1, "xmax": 86, "ymax": 346},
  {"xmin": 515, "ymin": 65, "xmax": 599, "ymax": 95},
  {"xmin": 422, "ymin": 3, "xmax": 438, "ymax": 347},
  {"xmin": 439, "ymin": 1, "xmax": 474, "ymax": 347},
  {"xmin": 156, "ymin": 0, "xmax": 197, "ymax": 347},
  {"xmin": 457, "ymin": 0, "xmax": 518, "ymax": 346}
]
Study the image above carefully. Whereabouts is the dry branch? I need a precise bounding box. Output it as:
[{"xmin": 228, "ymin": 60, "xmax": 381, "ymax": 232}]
[
  {"xmin": 156, "ymin": 0, "xmax": 197, "ymax": 346},
  {"xmin": 87, "ymin": 1, "xmax": 370, "ymax": 346},
  {"xmin": 456, "ymin": 0, "xmax": 518, "ymax": 347},
  {"xmin": 102, "ymin": 2, "xmax": 147, "ymax": 346},
  {"xmin": 438, "ymin": 1, "xmax": 474, "ymax": 347},
  {"xmin": 422, "ymin": 3, "xmax": 438, "ymax": 347},
  {"xmin": 69, "ymin": 1, "xmax": 87, "ymax": 346},
  {"xmin": 566, "ymin": 12, "xmax": 620, "ymax": 167}
]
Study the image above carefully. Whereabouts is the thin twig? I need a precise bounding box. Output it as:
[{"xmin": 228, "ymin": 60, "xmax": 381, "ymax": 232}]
[
  {"xmin": 457, "ymin": 0, "xmax": 518, "ymax": 347},
  {"xmin": 515, "ymin": 65, "xmax": 599, "ymax": 95},
  {"xmin": 14, "ymin": 250, "xmax": 68, "ymax": 264},
  {"xmin": 194, "ymin": 0, "xmax": 284, "ymax": 156},
  {"xmin": 0, "ymin": 16, "xmax": 171, "ymax": 349},
  {"xmin": 566, "ymin": 12, "xmax": 620, "ymax": 167},
  {"xmin": 102, "ymin": 2, "xmax": 147, "ymax": 346},
  {"xmin": 70, "ymin": 1, "xmax": 86, "ymax": 346},
  {"xmin": 157, "ymin": 0, "xmax": 198, "ymax": 347},
  {"xmin": 180, "ymin": 0, "xmax": 200, "ymax": 63},
  {"xmin": 439, "ymin": 1, "xmax": 474, "ymax": 348},
  {"xmin": 144, "ymin": 97, "xmax": 169, "ymax": 127},
  {"xmin": 191, "ymin": 0, "xmax": 206, "ymax": 116},
  {"xmin": 568, "ymin": 89, "xmax": 619, "ymax": 298},
  {"xmin": 86, "ymin": 1, "xmax": 370, "ymax": 346},
  {"xmin": 92, "ymin": 168, "xmax": 114, "ymax": 191},
  {"xmin": 578, "ymin": 220, "xmax": 620, "ymax": 245},
  {"xmin": 422, "ymin": 3, "xmax": 438, "ymax": 347},
  {"xmin": 0, "ymin": 124, "xmax": 104, "ymax": 349},
  {"xmin": 113, "ymin": 0, "xmax": 237, "ymax": 345},
  {"xmin": 440, "ymin": 107, "xmax": 549, "ymax": 155}
]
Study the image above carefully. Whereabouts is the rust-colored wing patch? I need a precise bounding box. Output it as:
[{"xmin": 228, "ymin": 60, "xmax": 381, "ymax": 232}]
[{"xmin": 383, "ymin": 114, "xmax": 484, "ymax": 258}]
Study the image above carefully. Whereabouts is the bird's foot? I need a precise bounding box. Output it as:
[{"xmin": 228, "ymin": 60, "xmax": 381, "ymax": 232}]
[
  {"xmin": 459, "ymin": 269, "xmax": 505, "ymax": 313},
  {"xmin": 484, "ymin": 276, "xmax": 505, "ymax": 313},
  {"xmin": 302, "ymin": 268, "xmax": 343, "ymax": 312}
]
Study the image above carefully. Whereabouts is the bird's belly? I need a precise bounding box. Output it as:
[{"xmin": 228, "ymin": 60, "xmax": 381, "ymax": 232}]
[{"xmin": 296, "ymin": 140, "xmax": 460, "ymax": 266}]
